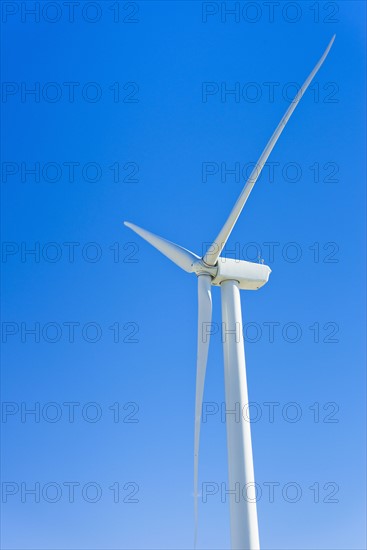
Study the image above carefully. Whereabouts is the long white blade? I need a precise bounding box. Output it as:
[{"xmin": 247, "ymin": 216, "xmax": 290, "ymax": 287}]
[
  {"xmin": 124, "ymin": 221, "xmax": 200, "ymax": 272},
  {"xmin": 194, "ymin": 274, "xmax": 212, "ymax": 547},
  {"xmin": 203, "ymin": 35, "xmax": 336, "ymax": 267}
]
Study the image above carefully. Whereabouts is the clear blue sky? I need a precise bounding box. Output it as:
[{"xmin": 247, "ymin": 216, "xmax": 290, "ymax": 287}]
[{"xmin": 1, "ymin": 1, "xmax": 366, "ymax": 549}]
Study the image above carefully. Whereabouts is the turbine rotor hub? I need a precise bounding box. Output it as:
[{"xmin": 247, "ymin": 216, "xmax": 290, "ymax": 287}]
[{"xmin": 192, "ymin": 259, "xmax": 217, "ymax": 278}]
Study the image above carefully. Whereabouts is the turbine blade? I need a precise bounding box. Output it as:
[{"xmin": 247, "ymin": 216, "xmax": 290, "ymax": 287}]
[
  {"xmin": 194, "ymin": 274, "xmax": 212, "ymax": 547},
  {"xmin": 203, "ymin": 35, "xmax": 336, "ymax": 266},
  {"xmin": 124, "ymin": 221, "xmax": 199, "ymax": 273}
]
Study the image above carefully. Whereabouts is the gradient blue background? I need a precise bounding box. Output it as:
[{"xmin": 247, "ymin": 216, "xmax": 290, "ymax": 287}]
[{"xmin": 1, "ymin": 1, "xmax": 366, "ymax": 549}]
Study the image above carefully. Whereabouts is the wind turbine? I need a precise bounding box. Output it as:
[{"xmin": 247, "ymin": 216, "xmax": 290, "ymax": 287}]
[{"xmin": 124, "ymin": 35, "xmax": 335, "ymax": 550}]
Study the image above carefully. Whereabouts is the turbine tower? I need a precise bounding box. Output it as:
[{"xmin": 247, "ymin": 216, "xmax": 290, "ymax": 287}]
[{"xmin": 125, "ymin": 36, "xmax": 335, "ymax": 550}]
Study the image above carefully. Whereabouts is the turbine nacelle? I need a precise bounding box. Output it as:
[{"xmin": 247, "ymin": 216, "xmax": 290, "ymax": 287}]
[
  {"xmin": 193, "ymin": 257, "xmax": 271, "ymax": 290},
  {"xmin": 212, "ymin": 258, "xmax": 271, "ymax": 290}
]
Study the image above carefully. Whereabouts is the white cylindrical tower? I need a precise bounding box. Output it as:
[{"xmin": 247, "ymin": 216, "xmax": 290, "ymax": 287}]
[{"xmin": 221, "ymin": 279, "xmax": 260, "ymax": 550}]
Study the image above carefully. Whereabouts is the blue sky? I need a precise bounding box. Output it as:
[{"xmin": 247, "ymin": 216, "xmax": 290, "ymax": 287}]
[{"xmin": 1, "ymin": 1, "xmax": 366, "ymax": 549}]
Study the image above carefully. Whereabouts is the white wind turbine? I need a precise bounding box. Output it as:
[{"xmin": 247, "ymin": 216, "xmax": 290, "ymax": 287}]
[{"xmin": 125, "ymin": 36, "xmax": 335, "ymax": 550}]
